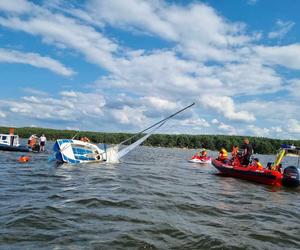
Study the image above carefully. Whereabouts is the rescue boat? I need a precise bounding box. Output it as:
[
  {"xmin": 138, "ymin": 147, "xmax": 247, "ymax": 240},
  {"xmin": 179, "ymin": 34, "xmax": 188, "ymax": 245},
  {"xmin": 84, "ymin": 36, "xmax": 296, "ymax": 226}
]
[
  {"xmin": 212, "ymin": 145, "xmax": 300, "ymax": 188},
  {"xmin": 212, "ymin": 159, "xmax": 282, "ymax": 186}
]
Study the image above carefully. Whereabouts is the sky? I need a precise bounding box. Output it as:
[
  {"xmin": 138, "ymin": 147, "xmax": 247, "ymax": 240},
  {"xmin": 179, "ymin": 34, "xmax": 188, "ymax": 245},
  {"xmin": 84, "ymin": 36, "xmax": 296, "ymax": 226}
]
[{"xmin": 0, "ymin": 0, "xmax": 300, "ymax": 139}]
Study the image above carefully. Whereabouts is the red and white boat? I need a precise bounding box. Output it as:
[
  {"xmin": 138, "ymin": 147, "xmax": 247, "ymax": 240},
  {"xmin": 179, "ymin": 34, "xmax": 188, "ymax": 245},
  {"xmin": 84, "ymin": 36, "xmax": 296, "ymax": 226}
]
[
  {"xmin": 211, "ymin": 145, "xmax": 300, "ymax": 188},
  {"xmin": 188, "ymin": 155, "xmax": 212, "ymax": 164}
]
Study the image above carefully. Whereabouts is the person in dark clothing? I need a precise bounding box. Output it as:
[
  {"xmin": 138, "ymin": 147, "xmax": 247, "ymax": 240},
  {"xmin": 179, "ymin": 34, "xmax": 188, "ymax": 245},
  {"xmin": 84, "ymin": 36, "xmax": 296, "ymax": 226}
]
[{"xmin": 241, "ymin": 138, "xmax": 253, "ymax": 166}]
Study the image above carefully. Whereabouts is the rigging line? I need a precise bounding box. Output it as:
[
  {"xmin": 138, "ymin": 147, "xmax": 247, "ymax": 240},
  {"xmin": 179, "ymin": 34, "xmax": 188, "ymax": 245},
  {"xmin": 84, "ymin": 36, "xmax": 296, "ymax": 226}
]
[{"xmin": 118, "ymin": 102, "xmax": 195, "ymax": 146}]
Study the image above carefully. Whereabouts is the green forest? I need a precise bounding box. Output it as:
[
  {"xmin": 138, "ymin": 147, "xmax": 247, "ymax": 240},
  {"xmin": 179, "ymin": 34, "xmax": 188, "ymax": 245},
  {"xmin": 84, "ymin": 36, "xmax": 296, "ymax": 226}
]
[{"xmin": 1, "ymin": 126, "xmax": 299, "ymax": 154}]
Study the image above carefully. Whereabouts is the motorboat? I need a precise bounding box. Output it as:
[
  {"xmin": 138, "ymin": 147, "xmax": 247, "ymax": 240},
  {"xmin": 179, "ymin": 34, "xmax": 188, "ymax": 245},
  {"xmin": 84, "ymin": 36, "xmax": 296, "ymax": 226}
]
[
  {"xmin": 212, "ymin": 145, "xmax": 300, "ymax": 188},
  {"xmin": 0, "ymin": 128, "xmax": 29, "ymax": 152}
]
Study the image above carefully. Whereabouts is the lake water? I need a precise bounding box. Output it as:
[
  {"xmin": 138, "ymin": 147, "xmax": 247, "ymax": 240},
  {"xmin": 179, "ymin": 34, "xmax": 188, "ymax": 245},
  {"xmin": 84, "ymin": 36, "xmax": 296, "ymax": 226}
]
[{"xmin": 0, "ymin": 143, "xmax": 299, "ymax": 249}]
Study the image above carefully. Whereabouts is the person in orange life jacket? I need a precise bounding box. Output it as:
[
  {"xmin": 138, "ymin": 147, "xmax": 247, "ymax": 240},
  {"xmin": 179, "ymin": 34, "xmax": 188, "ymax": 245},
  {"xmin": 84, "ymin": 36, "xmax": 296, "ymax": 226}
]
[
  {"xmin": 218, "ymin": 148, "xmax": 228, "ymax": 162},
  {"xmin": 80, "ymin": 137, "xmax": 90, "ymax": 143},
  {"xmin": 231, "ymin": 145, "xmax": 239, "ymax": 159},
  {"xmin": 253, "ymin": 158, "xmax": 263, "ymax": 170}
]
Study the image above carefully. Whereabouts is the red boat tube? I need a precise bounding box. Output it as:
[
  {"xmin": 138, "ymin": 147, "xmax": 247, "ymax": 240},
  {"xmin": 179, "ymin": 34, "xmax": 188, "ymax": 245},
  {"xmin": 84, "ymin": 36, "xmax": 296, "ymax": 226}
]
[{"xmin": 212, "ymin": 158, "xmax": 283, "ymax": 186}]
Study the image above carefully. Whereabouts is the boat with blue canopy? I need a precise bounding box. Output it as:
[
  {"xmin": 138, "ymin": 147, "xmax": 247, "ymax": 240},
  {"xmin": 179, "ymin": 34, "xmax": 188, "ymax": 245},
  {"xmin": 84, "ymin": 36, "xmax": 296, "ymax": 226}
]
[{"xmin": 0, "ymin": 128, "xmax": 29, "ymax": 152}]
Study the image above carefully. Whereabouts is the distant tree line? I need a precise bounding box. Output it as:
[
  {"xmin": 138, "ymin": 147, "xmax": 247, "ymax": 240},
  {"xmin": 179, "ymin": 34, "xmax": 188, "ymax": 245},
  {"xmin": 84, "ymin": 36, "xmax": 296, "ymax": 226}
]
[{"xmin": 1, "ymin": 126, "xmax": 299, "ymax": 154}]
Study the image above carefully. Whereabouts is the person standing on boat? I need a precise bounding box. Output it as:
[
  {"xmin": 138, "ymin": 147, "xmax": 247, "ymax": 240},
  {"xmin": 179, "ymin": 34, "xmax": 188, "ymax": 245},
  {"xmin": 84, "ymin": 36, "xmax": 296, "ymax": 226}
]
[
  {"xmin": 241, "ymin": 138, "xmax": 253, "ymax": 166},
  {"xmin": 39, "ymin": 134, "xmax": 47, "ymax": 152}
]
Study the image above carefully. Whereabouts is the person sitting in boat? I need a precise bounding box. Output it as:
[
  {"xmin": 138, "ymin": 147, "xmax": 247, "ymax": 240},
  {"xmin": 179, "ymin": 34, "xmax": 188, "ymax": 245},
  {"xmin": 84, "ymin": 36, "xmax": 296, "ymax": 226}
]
[
  {"xmin": 191, "ymin": 151, "xmax": 201, "ymax": 160},
  {"xmin": 241, "ymin": 138, "xmax": 253, "ymax": 166},
  {"xmin": 80, "ymin": 136, "xmax": 90, "ymax": 143},
  {"xmin": 252, "ymin": 158, "xmax": 263, "ymax": 170},
  {"xmin": 277, "ymin": 163, "xmax": 282, "ymax": 173},
  {"xmin": 217, "ymin": 148, "xmax": 228, "ymax": 163},
  {"xmin": 266, "ymin": 162, "xmax": 272, "ymax": 170},
  {"xmin": 231, "ymin": 145, "xmax": 239, "ymax": 159},
  {"xmin": 201, "ymin": 149, "xmax": 208, "ymax": 158}
]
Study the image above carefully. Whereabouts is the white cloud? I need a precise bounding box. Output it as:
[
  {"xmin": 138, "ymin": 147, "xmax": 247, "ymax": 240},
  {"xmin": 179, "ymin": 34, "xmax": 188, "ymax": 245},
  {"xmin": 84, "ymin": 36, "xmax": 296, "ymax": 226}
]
[
  {"xmin": 268, "ymin": 20, "xmax": 295, "ymax": 39},
  {"xmin": 142, "ymin": 96, "xmax": 177, "ymax": 111},
  {"xmin": 86, "ymin": 0, "xmax": 254, "ymax": 62},
  {"xmin": 21, "ymin": 87, "xmax": 48, "ymax": 96},
  {"xmin": 0, "ymin": 7, "xmax": 119, "ymax": 71},
  {"xmin": 218, "ymin": 122, "xmax": 238, "ymax": 135},
  {"xmin": 87, "ymin": 0, "xmax": 176, "ymax": 40},
  {"xmin": 288, "ymin": 119, "xmax": 300, "ymax": 134},
  {"xmin": 0, "ymin": 0, "xmax": 299, "ymax": 139},
  {"xmin": 0, "ymin": 48, "xmax": 75, "ymax": 76},
  {"xmin": 239, "ymin": 100, "xmax": 300, "ymax": 123},
  {"xmin": 0, "ymin": 110, "xmax": 6, "ymax": 118},
  {"xmin": 288, "ymin": 79, "xmax": 300, "ymax": 98},
  {"xmin": 181, "ymin": 118, "xmax": 210, "ymax": 127},
  {"xmin": 247, "ymin": 125, "xmax": 270, "ymax": 137},
  {"xmin": 60, "ymin": 91, "xmax": 78, "ymax": 98},
  {"xmin": 110, "ymin": 105, "xmax": 146, "ymax": 126},
  {"xmin": 0, "ymin": 0, "xmax": 33, "ymax": 13},
  {"xmin": 200, "ymin": 95, "xmax": 255, "ymax": 122},
  {"xmin": 1, "ymin": 92, "xmax": 106, "ymax": 123},
  {"xmin": 247, "ymin": 0, "xmax": 258, "ymax": 5},
  {"xmin": 211, "ymin": 119, "xmax": 219, "ymax": 124},
  {"xmin": 255, "ymin": 44, "xmax": 300, "ymax": 70}
]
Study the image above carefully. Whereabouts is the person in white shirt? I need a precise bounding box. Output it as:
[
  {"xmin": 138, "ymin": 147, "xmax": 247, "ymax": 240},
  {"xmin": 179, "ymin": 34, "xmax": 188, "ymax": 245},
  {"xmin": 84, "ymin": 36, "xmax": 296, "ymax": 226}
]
[{"xmin": 39, "ymin": 134, "xmax": 47, "ymax": 152}]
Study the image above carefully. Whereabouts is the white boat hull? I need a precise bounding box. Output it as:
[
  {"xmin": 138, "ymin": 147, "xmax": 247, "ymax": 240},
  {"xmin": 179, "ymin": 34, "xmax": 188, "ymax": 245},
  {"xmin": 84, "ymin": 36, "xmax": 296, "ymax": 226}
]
[
  {"xmin": 188, "ymin": 157, "xmax": 212, "ymax": 164},
  {"xmin": 54, "ymin": 139, "xmax": 105, "ymax": 164}
]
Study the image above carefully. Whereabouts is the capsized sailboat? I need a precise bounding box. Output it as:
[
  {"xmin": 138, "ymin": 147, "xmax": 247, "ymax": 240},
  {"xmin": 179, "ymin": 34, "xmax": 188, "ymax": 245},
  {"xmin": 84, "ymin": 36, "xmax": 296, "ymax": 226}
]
[{"xmin": 53, "ymin": 103, "xmax": 195, "ymax": 164}]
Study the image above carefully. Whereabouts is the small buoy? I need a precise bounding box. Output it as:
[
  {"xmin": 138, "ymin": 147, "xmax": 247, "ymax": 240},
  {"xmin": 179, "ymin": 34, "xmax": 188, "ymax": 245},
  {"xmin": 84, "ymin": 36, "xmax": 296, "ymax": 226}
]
[{"xmin": 18, "ymin": 155, "xmax": 30, "ymax": 163}]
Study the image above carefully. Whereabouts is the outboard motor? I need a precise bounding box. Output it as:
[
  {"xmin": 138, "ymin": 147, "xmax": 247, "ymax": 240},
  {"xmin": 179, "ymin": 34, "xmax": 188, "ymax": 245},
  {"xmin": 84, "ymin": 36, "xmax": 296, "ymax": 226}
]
[{"xmin": 282, "ymin": 166, "xmax": 300, "ymax": 188}]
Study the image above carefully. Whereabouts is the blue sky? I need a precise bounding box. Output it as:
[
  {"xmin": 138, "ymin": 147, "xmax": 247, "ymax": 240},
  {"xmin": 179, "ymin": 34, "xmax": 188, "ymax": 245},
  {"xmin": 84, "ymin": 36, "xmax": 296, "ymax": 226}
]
[{"xmin": 0, "ymin": 0, "xmax": 300, "ymax": 139}]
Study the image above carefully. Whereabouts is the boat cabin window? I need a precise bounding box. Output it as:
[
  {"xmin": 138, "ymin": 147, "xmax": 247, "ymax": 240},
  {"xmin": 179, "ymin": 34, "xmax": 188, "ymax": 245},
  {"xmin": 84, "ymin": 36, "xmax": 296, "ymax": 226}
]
[{"xmin": 1, "ymin": 135, "xmax": 7, "ymax": 141}]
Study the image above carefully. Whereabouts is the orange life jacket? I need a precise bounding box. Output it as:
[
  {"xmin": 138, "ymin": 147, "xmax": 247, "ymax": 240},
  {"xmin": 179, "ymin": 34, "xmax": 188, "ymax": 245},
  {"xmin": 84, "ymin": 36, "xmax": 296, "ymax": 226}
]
[
  {"xmin": 231, "ymin": 147, "xmax": 238, "ymax": 158},
  {"xmin": 218, "ymin": 149, "xmax": 228, "ymax": 160}
]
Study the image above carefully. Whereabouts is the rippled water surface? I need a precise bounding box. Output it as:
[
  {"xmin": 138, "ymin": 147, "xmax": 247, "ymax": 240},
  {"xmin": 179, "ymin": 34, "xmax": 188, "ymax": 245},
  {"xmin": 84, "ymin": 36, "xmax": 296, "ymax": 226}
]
[{"xmin": 1, "ymin": 143, "xmax": 299, "ymax": 249}]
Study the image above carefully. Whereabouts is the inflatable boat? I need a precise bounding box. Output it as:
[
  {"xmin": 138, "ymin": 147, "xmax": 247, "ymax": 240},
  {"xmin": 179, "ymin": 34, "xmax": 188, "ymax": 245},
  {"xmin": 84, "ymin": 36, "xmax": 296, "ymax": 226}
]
[
  {"xmin": 212, "ymin": 145, "xmax": 300, "ymax": 188},
  {"xmin": 212, "ymin": 159, "xmax": 283, "ymax": 186}
]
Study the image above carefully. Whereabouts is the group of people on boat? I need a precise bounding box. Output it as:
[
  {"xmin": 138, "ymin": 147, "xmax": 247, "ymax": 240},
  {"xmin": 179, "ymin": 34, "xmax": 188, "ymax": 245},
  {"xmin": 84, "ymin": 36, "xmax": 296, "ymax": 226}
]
[
  {"xmin": 28, "ymin": 134, "xmax": 47, "ymax": 152},
  {"xmin": 80, "ymin": 136, "xmax": 90, "ymax": 143},
  {"xmin": 190, "ymin": 148, "xmax": 212, "ymax": 163},
  {"xmin": 216, "ymin": 138, "xmax": 281, "ymax": 172}
]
